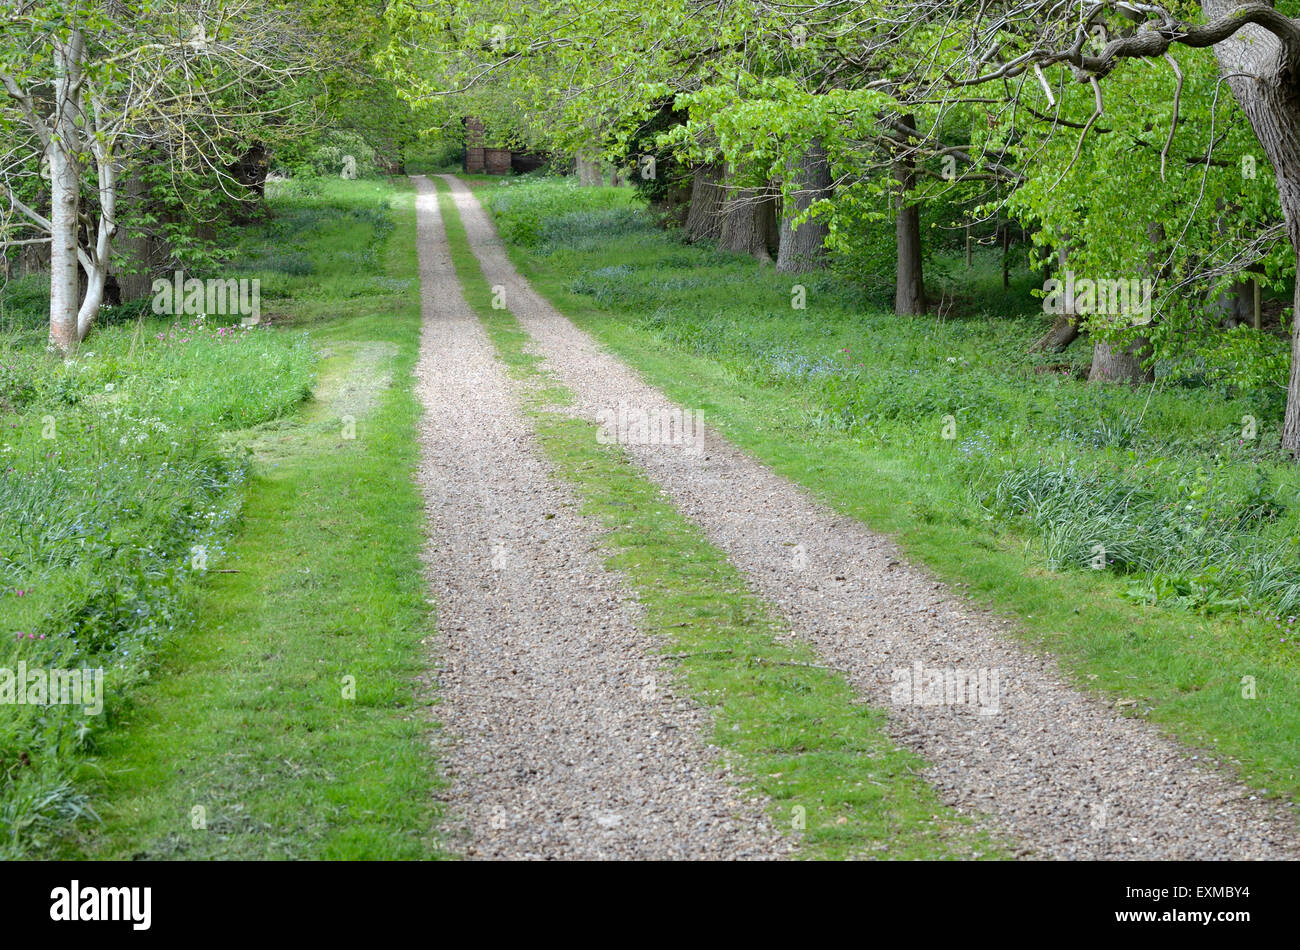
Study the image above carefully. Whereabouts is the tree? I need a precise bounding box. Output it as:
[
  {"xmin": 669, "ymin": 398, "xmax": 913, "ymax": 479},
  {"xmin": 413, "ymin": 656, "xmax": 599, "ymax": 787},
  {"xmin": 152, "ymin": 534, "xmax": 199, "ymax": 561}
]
[
  {"xmin": 776, "ymin": 138, "xmax": 832, "ymax": 273},
  {"xmin": 0, "ymin": 0, "xmax": 317, "ymax": 354},
  {"xmin": 852, "ymin": 0, "xmax": 1300, "ymax": 446},
  {"xmin": 892, "ymin": 115, "xmax": 926, "ymax": 314}
]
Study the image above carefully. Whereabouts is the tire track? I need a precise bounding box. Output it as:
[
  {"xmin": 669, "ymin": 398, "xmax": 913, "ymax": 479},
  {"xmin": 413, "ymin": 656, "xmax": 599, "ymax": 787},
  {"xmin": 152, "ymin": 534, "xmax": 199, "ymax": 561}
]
[
  {"xmin": 411, "ymin": 176, "xmax": 784, "ymax": 859},
  {"xmin": 439, "ymin": 173, "xmax": 1300, "ymax": 860}
]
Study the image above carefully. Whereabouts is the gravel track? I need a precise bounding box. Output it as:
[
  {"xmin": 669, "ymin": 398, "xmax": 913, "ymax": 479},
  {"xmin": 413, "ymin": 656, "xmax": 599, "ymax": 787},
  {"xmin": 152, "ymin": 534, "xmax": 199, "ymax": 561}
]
[
  {"xmin": 411, "ymin": 177, "xmax": 785, "ymax": 860},
  {"xmin": 440, "ymin": 173, "xmax": 1300, "ymax": 860}
]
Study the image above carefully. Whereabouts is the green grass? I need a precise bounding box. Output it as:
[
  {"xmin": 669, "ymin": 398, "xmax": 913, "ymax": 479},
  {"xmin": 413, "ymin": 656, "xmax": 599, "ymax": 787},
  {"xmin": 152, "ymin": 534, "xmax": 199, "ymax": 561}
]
[
  {"xmin": 2, "ymin": 177, "xmax": 443, "ymax": 859},
  {"xmin": 475, "ymin": 176, "xmax": 1300, "ymax": 809},
  {"xmin": 432, "ymin": 176, "xmax": 1006, "ymax": 859},
  {"xmin": 1, "ymin": 287, "xmax": 315, "ymax": 857}
]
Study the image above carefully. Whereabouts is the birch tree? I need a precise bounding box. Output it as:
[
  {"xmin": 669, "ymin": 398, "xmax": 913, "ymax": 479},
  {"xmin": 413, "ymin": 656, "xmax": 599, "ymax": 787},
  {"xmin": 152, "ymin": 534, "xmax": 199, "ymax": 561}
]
[{"xmin": 0, "ymin": 0, "xmax": 317, "ymax": 354}]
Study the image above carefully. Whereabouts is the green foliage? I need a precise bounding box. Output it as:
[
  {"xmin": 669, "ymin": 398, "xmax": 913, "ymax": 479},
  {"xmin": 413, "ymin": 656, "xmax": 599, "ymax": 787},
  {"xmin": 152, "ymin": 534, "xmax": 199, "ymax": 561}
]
[
  {"xmin": 486, "ymin": 177, "xmax": 1300, "ymax": 629},
  {"xmin": 276, "ymin": 129, "xmax": 383, "ymax": 179},
  {"xmin": 1194, "ymin": 324, "xmax": 1291, "ymax": 410},
  {"xmin": 1000, "ymin": 46, "xmax": 1294, "ymax": 377}
]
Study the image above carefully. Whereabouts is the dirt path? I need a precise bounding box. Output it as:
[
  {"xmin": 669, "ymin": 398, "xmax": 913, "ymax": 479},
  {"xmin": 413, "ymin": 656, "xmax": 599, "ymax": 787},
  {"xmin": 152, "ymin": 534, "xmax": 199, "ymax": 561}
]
[
  {"xmin": 439, "ymin": 173, "xmax": 1300, "ymax": 860},
  {"xmin": 411, "ymin": 177, "xmax": 784, "ymax": 859}
]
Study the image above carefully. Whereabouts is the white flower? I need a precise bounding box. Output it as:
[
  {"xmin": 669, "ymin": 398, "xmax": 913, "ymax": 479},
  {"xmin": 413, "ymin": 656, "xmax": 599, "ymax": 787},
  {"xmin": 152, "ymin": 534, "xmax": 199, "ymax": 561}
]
[{"xmin": 104, "ymin": 383, "xmax": 115, "ymax": 392}]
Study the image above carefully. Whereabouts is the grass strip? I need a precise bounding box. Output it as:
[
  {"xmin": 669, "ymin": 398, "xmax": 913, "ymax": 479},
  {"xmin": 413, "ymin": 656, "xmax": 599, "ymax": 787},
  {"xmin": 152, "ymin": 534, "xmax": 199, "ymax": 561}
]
[{"xmin": 75, "ymin": 180, "xmax": 444, "ymax": 860}]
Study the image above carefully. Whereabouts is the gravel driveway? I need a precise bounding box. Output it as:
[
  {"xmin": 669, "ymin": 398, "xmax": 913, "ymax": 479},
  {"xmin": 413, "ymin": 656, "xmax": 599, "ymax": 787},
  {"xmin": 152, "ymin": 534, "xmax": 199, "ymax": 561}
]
[
  {"xmin": 439, "ymin": 173, "xmax": 1300, "ymax": 860},
  {"xmin": 411, "ymin": 177, "xmax": 784, "ymax": 859}
]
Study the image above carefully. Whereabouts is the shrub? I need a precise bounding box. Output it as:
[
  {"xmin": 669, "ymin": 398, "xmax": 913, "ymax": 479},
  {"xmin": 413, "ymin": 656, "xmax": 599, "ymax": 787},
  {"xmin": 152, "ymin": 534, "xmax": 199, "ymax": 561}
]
[{"xmin": 277, "ymin": 129, "xmax": 382, "ymax": 179}]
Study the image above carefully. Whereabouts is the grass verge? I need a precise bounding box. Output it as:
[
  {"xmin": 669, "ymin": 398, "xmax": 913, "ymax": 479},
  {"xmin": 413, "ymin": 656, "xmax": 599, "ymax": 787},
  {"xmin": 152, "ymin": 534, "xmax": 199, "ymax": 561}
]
[{"xmin": 60, "ymin": 178, "xmax": 443, "ymax": 859}]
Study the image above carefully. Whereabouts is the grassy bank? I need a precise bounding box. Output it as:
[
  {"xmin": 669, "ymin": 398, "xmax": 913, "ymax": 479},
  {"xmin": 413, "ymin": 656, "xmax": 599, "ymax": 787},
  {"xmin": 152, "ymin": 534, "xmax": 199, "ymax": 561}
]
[
  {"xmin": 2, "ymin": 178, "xmax": 442, "ymax": 859},
  {"xmin": 477, "ymin": 175, "xmax": 1300, "ymax": 806},
  {"xmin": 433, "ymin": 177, "xmax": 1006, "ymax": 859},
  {"xmin": 1, "ymin": 282, "xmax": 313, "ymax": 856}
]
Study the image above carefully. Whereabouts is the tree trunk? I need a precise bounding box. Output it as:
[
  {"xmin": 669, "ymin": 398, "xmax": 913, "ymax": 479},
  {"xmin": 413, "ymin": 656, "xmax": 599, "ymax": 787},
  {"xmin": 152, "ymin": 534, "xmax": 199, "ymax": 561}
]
[
  {"xmin": 46, "ymin": 28, "xmax": 120, "ymax": 351},
  {"xmin": 894, "ymin": 114, "xmax": 926, "ymax": 314},
  {"xmin": 76, "ymin": 157, "xmax": 116, "ymax": 340},
  {"xmin": 683, "ymin": 163, "xmax": 725, "ymax": 243},
  {"xmin": 1089, "ymin": 338, "xmax": 1154, "ymax": 385},
  {"xmin": 1030, "ymin": 314, "xmax": 1081, "ymax": 353},
  {"xmin": 47, "ymin": 33, "xmax": 85, "ymax": 356},
  {"xmin": 231, "ymin": 142, "xmax": 269, "ymax": 197},
  {"xmin": 1033, "ymin": 244, "xmax": 1083, "ymax": 354},
  {"xmin": 1287, "ymin": 279, "xmax": 1300, "ymax": 451},
  {"xmin": 1086, "ymin": 222, "xmax": 1156, "ymax": 385},
  {"xmin": 1001, "ymin": 223, "xmax": 1011, "ymax": 289},
  {"xmin": 575, "ymin": 154, "xmax": 602, "ymax": 186},
  {"xmin": 17, "ymin": 242, "xmax": 48, "ymax": 279},
  {"xmin": 1208, "ymin": 202, "xmax": 1256, "ymax": 326},
  {"xmin": 718, "ymin": 185, "xmax": 777, "ymax": 261},
  {"xmin": 1202, "ymin": 0, "xmax": 1300, "ymax": 451},
  {"xmin": 229, "ymin": 142, "xmax": 270, "ymax": 222},
  {"xmin": 114, "ymin": 170, "xmax": 156, "ymax": 302},
  {"xmin": 1211, "ymin": 278, "xmax": 1256, "ymax": 327},
  {"xmin": 48, "ymin": 145, "xmax": 81, "ymax": 354},
  {"xmin": 776, "ymin": 139, "xmax": 832, "ymax": 273}
]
